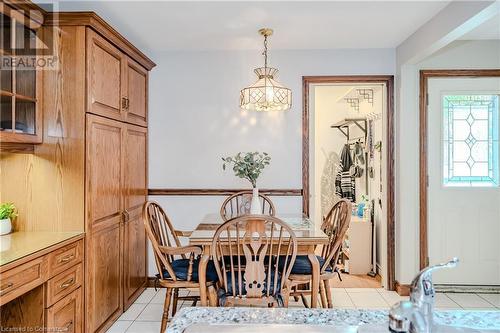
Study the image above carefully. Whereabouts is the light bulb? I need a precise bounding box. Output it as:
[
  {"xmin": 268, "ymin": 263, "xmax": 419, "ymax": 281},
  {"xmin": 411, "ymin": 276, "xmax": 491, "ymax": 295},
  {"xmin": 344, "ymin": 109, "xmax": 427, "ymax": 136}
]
[{"xmin": 265, "ymin": 86, "xmax": 274, "ymax": 102}]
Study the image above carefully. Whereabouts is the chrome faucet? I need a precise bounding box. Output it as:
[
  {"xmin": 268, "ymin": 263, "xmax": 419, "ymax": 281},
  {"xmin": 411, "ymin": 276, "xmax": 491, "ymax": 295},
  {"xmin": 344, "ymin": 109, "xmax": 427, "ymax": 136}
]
[{"xmin": 388, "ymin": 257, "xmax": 459, "ymax": 333}]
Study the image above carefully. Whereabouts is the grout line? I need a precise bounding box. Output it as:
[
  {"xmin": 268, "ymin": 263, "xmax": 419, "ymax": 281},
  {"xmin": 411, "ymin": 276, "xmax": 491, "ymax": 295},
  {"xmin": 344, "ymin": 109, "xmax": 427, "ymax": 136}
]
[
  {"xmin": 147, "ymin": 287, "xmax": 159, "ymax": 306},
  {"xmin": 476, "ymin": 293, "xmax": 499, "ymax": 309},
  {"xmin": 345, "ymin": 289, "xmax": 357, "ymax": 309},
  {"xmin": 442, "ymin": 293, "xmax": 464, "ymax": 309}
]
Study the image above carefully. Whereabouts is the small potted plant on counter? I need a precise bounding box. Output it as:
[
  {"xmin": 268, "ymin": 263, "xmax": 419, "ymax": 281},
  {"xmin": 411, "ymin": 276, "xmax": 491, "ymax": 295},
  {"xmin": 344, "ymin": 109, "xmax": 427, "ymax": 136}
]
[
  {"xmin": 222, "ymin": 152, "xmax": 271, "ymax": 214},
  {"xmin": 0, "ymin": 203, "xmax": 17, "ymax": 235}
]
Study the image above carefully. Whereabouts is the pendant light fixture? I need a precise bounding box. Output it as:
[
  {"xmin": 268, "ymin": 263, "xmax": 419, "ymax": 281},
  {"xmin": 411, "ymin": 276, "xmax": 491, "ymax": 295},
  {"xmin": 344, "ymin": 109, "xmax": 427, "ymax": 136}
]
[{"xmin": 240, "ymin": 28, "xmax": 292, "ymax": 111}]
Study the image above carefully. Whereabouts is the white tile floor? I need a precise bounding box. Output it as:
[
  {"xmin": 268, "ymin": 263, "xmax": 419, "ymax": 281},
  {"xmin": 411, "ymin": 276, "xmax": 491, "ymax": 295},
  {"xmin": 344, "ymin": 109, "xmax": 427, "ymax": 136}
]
[{"xmin": 106, "ymin": 288, "xmax": 500, "ymax": 333}]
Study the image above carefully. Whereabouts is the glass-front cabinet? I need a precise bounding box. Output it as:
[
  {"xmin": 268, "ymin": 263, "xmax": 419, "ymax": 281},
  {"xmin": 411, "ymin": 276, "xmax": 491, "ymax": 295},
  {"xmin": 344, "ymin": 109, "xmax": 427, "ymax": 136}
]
[{"xmin": 0, "ymin": 6, "xmax": 42, "ymax": 144}]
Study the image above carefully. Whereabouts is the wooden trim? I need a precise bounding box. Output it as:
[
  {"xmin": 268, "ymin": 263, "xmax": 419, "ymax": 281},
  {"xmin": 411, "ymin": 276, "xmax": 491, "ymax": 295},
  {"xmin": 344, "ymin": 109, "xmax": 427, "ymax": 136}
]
[
  {"xmin": 44, "ymin": 12, "xmax": 156, "ymax": 70},
  {"xmin": 0, "ymin": 142, "xmax": 35, "ymax": 153},
  {"xmin": 395, "ymin": 281, "xmax": 410, "ymax": 296},
  {"xmin": 302, "ymin": 75, "xmax": 396, "ymax": 290},
  {"xmin": 419, "ymin": 69, "xmax": 500, "ymax": 270},
  {"xmin": 147, "ymin": 276, "xmax": 163, "ymax": 288},
  {"xmin": 0, "ymin": 1, "xmax": 44, "ymax": 27},
  {"xmin": 148, "ymin": 188, "xmax": 302, "ymax": 196}
]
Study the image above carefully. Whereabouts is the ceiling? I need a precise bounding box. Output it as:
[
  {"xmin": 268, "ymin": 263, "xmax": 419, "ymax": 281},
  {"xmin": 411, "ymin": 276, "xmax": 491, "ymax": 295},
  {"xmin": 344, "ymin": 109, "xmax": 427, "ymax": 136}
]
[
  {"xmin": 35, "ymin": 1, "xmax": 451, "ymax": 52},
  {"xmin": 460, "ymin": 13, "xmax": 500, "ymax": 40}
]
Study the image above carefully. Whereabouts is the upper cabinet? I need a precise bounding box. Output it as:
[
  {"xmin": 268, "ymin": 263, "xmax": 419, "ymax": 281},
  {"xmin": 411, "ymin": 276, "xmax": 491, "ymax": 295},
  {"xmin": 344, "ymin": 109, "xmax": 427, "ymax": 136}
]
[
  {"xmin": 87, "ymin": 30, "xmax": 124, "ymax": 123},
  {"xmin": 87, "ymin": 29, "xmax": 148, "ymax": 127},
  {"xmin": 124, "ymin": 57, "xmax": 148, "ymax": 127},
  {"xmin": 0, "ymin": 5, "xmax": 42, "ymax": 144}
]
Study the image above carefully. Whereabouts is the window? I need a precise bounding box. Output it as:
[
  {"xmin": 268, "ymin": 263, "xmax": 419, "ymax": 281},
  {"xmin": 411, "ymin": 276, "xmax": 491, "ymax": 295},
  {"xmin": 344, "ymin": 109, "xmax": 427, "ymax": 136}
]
[{"xmin": 443, "ymin": 95, "xmax": 499, "ymax": 187}]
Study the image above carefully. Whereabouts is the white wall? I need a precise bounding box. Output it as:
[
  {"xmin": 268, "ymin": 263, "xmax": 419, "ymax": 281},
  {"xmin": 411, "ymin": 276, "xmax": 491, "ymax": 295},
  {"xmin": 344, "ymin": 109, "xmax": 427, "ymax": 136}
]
[
  {"xmin": 396, "ymin": 40, "xmax": 500, "ymax": 284},
  {"xmin": 148, "ymin": 48, "xmax": 395, "ymax": 275}
]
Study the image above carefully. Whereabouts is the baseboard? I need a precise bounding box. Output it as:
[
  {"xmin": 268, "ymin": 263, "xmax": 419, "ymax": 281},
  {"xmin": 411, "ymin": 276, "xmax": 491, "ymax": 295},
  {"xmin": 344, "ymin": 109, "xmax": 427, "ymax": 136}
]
[
  {"xmin": 435, "ymin": 284, "xmax": 500, "ymax": 294},
  {"xmin": 147, "ymin": 276, "xmax": 161, "ymax": 288},
  {"xmin": 395, "ymin": 281, "xmax": 410, "ymax": 296}
]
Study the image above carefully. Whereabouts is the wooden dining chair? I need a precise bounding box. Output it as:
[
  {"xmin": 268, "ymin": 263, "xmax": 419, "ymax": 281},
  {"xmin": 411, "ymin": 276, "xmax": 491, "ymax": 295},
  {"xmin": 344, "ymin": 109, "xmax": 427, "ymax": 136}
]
[
  {"xmin": 211, "ymin": 215, "xmax": 297, "ymax": 307},
  {"xmin": 287, "ymin": 199, "xmax": 351, "ymax": 308},
  {"xmin": 220, "ymin": 191, "xmax": 276, "ymax": 221},
  {"xmin": 143, "ymin": 201, "xmax": 218, "ymax": 332}
]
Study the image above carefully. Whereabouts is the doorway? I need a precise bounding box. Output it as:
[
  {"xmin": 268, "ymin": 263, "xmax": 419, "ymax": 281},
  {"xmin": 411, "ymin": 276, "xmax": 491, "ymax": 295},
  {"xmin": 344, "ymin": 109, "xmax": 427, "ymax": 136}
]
[
  {"xmin": 420, "ymin": 70, "xmax": 500, "ymax": 289},
  {"xmin": 302, "ymin": 76, "xmax": 395, "ymax": 291}
]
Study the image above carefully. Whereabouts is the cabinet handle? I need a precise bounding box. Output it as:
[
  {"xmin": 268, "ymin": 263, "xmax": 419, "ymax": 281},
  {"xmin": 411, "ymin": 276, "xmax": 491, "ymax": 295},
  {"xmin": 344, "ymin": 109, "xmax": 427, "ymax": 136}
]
[
  {"xmin": 0, "ymin": 282, "xmax": 14, "ymax": 295},
  {"xmin": 126, "ymin": 97, "xmax": 130, "ymax": 109},
  {"xmin": 60, "ymin": 277, "xmax": 75, "ymax": 289},
  {"xmin": 122, "ymin": 97, "xmax": 128, "ymax": 110},
  {"xmin": 123, "ymin": 210, "xmax": 130, "ymax": 223},
  {"xmin": 58, "ymin": 254, "xmax": 74, "ymax": 263}
]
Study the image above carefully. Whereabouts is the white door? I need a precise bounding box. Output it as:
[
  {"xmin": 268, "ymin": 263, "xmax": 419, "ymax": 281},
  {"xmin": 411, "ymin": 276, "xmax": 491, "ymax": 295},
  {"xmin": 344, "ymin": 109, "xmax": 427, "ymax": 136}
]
[{"xmin": 427, "ymin": 77, "xmax": 500, "ymax": 285}]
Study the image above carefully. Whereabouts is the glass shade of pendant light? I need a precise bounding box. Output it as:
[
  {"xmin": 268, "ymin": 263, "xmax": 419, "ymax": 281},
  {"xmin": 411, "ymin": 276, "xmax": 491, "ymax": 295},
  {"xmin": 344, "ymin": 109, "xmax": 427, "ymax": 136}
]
[{"xmin": 240, "ymin": 28, "xmax": 292, "ymax": 111}]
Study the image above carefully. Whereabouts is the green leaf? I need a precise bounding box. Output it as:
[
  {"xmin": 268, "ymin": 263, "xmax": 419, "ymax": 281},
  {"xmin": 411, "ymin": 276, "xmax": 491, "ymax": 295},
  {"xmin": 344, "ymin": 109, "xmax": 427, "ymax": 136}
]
[{"xmin": 221, "ymin": 151, "xmax": 271, "ymax": 187}]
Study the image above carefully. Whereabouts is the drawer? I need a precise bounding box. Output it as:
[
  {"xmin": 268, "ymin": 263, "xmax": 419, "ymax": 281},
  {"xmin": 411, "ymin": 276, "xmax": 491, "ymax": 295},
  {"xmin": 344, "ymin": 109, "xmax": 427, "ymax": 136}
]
[
  {"xmin": 47, "ymin": 240, "xmax": 83, "ymax": 278},
  {"xmin": 46, "ymin": 287, "xmax": 83, "ymax": 333},
  {"xmin": 0, "ymin": 257, "xmax": 46, "ymax": 306},
  {"xmin": 46, "ymin": 263, "xmax": 83, "ymax": 307}
]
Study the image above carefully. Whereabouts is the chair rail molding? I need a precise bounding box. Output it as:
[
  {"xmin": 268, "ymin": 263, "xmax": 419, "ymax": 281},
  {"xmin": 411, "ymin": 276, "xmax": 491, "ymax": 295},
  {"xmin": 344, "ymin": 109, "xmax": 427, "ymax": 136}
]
[{"xmin": 148, "ymin": 188, "xmax": 302, "ymax": 196}]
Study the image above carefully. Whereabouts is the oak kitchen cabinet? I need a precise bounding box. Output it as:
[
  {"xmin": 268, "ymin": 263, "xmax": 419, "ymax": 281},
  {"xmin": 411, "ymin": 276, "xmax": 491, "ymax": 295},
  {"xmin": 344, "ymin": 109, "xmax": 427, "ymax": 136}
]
[
  {"xmin": 44, "ymin": 12, "xmax": 154, "ymax": 333},
  {"xmin": 0, "ymin": 3, "xmax": 43, "ymax": 146},
  {"xmin": 0, "ymin": 3, "xmax": 154, "ymax": 332},
  {"xmin": 87, "ymin": 29, "xmax": 149, "ymax": 127},
  {"xmin": 0, "ymin": 235, "xmax": 85, "ymax": 333}
]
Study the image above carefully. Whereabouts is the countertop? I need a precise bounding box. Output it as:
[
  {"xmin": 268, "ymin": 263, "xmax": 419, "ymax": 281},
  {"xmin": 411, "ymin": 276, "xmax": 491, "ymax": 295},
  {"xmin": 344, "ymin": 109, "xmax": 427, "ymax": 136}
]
[
  {"xmin": 167, "ymin": 307, "xmax": 500, "ymax": 333},
  {"xmin": 0, "ymin": 231, "xmax": 84, "ymax": 267}
]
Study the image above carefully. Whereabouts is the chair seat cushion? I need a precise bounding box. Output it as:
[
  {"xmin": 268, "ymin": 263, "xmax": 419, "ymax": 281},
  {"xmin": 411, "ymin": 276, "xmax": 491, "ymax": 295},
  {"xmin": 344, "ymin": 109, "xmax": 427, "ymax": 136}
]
[
  {"xmin": 156, "ymin": 259, "xmax": 219, "ymax": 282},
  {"xmin": 285, "ymin": 255, "xmax": 333, "ymax": 275},
  {"xmin": 221, "ymin": 270, "xmax": 282, "ymax": 296}
]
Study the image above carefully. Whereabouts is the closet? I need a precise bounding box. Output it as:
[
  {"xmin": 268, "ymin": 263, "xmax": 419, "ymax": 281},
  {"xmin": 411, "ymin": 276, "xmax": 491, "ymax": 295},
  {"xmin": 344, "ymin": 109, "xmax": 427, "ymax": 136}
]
[{"xmin": 43, "ymin": 13, "xmax": 155, "ymax": 333}]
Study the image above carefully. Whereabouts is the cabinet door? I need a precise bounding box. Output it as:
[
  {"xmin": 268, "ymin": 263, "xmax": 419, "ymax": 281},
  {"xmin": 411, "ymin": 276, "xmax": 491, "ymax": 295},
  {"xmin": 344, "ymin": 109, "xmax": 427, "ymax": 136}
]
[
  {"xmin": 123, "ymin": 206, "xmax": 146, "ymax": 309},
  {"xmin": 123, "ymin": 124, "xmax": 147, "ymax": 309},
  {"xmin": 46, "ymin": 288, "xmax": 83, "ymax": 333},
  {"xmin": 86, "ymin": 114, "xmax": 123, "ymax": 229},
  {"xmin": 86, "ymin": 114, "xmax": 124, "ymax": 332},
  {"xmin": 0, "ymin": 8, "xmax": 42, "ymax": 144},
  {"xmin": 87, "ymin": 29, "xmax": 125, "ymax": 122},
  {"xmin": 87, "ymin": 224, "xmax": 122, "ymax": 333},
  {"xmin": 124, "ymin": 58, "xmax": 148, "ymax": 126}
]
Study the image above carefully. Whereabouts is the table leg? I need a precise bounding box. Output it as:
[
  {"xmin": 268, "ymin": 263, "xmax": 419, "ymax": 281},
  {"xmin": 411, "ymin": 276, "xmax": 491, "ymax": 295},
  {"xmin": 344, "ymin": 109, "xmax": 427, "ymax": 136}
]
[
  {"xmin": 308, "ymin": 253, "xmax": 320, "ymax": 308},
  {"xmin": 198, "ymin": 245, "xmax": 210, "ymax": 306}
]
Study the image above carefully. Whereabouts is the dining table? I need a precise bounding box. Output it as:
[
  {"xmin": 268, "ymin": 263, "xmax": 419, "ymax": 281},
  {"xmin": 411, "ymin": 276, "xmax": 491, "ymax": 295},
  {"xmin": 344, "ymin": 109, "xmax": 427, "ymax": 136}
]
[{"xmin": 188, "ymin": 213, "xmax": 329, "ymax": 308}]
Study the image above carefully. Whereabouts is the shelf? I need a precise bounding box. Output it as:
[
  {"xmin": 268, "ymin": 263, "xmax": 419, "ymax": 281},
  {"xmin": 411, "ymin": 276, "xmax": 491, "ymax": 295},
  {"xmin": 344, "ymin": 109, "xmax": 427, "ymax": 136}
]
[
  {"xmin": 0, "ymin": 91, "xmax": 37, "ymax": 103},
  {"xmin": 331, "ymin": 118, "xmax": 367, "ymax": 139}
]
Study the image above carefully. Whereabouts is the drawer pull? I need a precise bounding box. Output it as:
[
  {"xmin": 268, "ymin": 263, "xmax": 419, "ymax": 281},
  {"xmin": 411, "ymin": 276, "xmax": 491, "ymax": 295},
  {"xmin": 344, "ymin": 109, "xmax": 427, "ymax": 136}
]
[
  {"xmin": 60, "ymin": 277, "xmax": 75, "ymax": 289},
  {"xmin": 122, "ymin": 97, "xmax": 128, "ymax": 110},
  {"xmin": 0, "ymin": 282, "xmax": 14, "ymax": 295},
  {"xmin": 58, "ymin": 254, "xmax": 74, "ymax": 263}
]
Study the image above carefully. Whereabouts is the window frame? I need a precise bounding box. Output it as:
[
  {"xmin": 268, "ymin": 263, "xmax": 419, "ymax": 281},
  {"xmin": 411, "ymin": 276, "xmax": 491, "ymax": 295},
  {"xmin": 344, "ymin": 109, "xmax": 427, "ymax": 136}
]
[{"xmin": 440, "ymin": 91, "xmax": 500, "ymax": 188}]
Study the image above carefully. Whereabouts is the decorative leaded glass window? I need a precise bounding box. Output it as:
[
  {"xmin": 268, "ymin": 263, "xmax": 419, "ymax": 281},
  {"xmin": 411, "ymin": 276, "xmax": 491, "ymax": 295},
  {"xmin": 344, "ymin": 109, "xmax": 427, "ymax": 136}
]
[{"xmin": 443, "ymin": 95, "xmax": 499, "ymax": 187}]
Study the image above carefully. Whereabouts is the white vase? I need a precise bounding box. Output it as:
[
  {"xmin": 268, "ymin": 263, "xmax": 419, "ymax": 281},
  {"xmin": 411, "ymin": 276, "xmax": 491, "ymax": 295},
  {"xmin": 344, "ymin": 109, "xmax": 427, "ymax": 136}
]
[
  {"xmin": 250, "ymin": 187, "xmax": 261, "ymax": 214},
  {"xmin": 0, "ymin": 218, "xmax": 12, "ymax": 236},
  {"xmin": 0, "ymin": 234, "xmax": 11, "ymax": 251}
]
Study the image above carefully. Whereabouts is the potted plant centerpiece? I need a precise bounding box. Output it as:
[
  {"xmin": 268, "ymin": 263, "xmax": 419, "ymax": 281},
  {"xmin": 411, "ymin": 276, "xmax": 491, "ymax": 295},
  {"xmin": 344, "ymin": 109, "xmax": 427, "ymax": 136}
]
[
  {"xmin": 222, "ymin": 152, "xmax": 271, "ymax": 214},
  {"xmin": 0, "ymin": 203, "xmax": 17, "ymax": 236}
]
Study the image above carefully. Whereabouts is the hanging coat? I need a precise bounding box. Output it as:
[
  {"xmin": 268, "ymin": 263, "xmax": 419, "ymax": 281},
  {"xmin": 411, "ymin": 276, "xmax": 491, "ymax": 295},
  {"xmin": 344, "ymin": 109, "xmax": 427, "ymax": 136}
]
[{"xmin": 335, "ymin": 144, "xmax": 356, "ymax": 202}]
